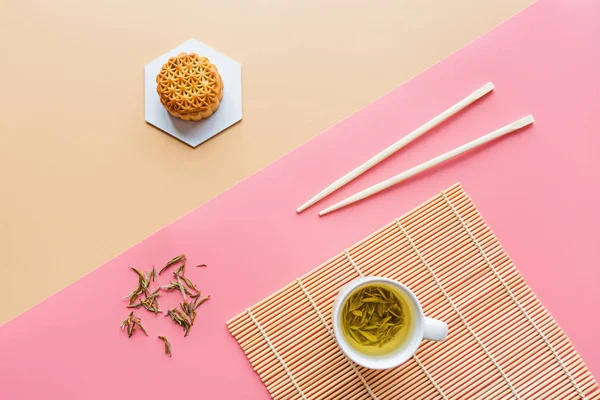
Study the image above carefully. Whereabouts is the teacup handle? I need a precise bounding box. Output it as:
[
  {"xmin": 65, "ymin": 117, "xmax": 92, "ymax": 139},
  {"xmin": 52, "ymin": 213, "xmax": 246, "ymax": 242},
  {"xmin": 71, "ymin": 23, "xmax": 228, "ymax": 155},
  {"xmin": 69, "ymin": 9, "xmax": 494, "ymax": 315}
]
[{"xmin": 423, "ymin": 317, "xmax": 448, "ymax": 341}]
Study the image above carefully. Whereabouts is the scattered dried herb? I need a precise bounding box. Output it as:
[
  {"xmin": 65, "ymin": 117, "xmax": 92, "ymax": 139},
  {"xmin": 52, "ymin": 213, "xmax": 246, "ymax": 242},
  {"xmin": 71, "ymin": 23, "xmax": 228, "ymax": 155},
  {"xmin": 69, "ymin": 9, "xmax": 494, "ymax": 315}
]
[
  {"xmin": 130, "ymin": 267, "xmax": 145, "ymax": 282},
  {"xmin": 158, "ymin": 336, "xmax": 172, "ymax": 357},
  {"xmin": 180, "ymin": 275, "xmax": 198, "ymax": 292},
  {"xmin": 178, "ymin": 294, "xmax": 210, "ymax": 326},
  {"xmin": 138, "ymin": 288, "xmax": 162, "ymax": 314},
  {"xmin": 159, "ymin": 254, "xmax": 186, "ymax": 275},
  {"xmin": 166, "ymin": 308, "xmax": 192, "ymax": 337},
  {"xmin": 175, "ymin": 274, "xmax": 187, "ymax": 300},
  {"xmin": 120, "ymin": 311, "xmax": 148, "ymax": 338},
  {"xmin": 342, "ymin": 285, "xmax": 407, "ymax": 349},
  {"xmin": 192, "ymin": 294, "xmax": 210, "ymax": 310},
  {"xmin": 120, "ymin": 254, "xmax": 210, "ymax": 356},
  {"xmin": 160, "ymin": 280, "xmax": 193, "ymax": 298},
  {"xmin": 175, "ymin": 262, "xmax": 185, "ymax": 277},
  {"xmin": 172, "ymin": 261, "xmax": 201, "ymax": 294},
  {"xmin": 136, "ymin": 319, "xmax": 148, "ymax": 336},
  {"xmin": 124, "ymin": 267, "xmax": 152, "ymax": 305}
]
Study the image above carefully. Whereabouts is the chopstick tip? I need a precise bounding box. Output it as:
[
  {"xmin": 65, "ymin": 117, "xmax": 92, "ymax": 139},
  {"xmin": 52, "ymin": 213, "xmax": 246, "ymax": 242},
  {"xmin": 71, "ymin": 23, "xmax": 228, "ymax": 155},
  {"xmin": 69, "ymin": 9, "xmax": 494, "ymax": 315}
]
[
  {"xmin": 474, "ymin": 82, "xmax": 495, "ymax": 98},
  {"xmin": 511, "ymin": 115, "xmax": 535, "ymax": 130},
  {"xmin": 318, "ymin": 208, "xmax": 331, "ymax": 217}
]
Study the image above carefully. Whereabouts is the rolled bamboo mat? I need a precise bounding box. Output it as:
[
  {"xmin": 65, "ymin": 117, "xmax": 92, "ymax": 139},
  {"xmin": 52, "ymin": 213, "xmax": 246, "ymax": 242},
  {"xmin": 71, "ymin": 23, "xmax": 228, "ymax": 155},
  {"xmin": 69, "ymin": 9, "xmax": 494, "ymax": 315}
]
[{"xmin": 228, "ymin": 183, "xmax": 600, "ymax": 400}]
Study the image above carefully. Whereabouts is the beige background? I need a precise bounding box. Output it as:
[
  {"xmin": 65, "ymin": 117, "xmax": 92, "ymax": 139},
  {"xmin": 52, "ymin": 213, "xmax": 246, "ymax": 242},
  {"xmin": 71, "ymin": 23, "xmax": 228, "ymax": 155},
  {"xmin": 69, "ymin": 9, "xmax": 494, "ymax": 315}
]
[{"xmin": 0, "ymin": 0, "xmax": 534, "ymax": 325}]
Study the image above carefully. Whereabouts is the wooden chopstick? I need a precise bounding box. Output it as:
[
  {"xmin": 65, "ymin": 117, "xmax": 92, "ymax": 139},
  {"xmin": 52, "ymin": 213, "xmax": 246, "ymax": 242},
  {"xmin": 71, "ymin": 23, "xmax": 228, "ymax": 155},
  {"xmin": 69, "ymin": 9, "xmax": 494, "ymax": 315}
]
[
  {"xmin": 296, "ymin": 82, "xmax": 495, "ymax": 213},
  {"xmin": 318, "ymin": 115, "xmax": 534, "ymax": 216}
]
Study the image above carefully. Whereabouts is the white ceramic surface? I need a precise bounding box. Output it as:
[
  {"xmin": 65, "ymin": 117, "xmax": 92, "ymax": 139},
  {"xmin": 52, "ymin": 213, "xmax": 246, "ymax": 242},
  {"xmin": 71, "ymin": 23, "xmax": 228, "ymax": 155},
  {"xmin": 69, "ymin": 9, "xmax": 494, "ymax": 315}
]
[
  {"xmin": 144, "ymin": 39, "xmax": 243, "ymax": 147},
  {"xmin": 332, "ymin": 277, "xmax": 448, "ymax": 370}
]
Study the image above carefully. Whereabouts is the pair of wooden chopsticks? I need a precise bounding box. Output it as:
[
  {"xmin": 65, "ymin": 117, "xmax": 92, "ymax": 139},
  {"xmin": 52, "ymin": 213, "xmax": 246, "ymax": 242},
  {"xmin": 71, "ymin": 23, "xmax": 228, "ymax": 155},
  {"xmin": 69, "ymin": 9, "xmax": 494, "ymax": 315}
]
[{"xmin": 297, "ymin": 82, "xmax": 534, "ymax": 215}]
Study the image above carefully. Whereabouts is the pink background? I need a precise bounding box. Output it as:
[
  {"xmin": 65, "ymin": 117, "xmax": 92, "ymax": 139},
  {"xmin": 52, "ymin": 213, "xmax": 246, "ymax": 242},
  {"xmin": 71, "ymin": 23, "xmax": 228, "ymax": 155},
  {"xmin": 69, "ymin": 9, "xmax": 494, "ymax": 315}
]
[{"xmin": 1, "ymin": 0, "xmax": 599, "ymax": 398}]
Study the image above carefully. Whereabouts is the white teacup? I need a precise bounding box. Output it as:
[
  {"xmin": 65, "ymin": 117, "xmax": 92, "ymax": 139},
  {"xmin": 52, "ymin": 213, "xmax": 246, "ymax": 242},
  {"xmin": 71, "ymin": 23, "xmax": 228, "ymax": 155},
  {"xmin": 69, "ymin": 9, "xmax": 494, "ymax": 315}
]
[{"xmin": 332, "ymin": 277, "xmax": 448, "ymax": 370}]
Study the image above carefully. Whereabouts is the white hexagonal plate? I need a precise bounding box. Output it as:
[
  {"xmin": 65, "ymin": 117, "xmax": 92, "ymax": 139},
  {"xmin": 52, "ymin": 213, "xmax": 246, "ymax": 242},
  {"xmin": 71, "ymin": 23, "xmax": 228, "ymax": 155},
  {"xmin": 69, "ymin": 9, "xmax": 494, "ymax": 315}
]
[{"xmin": 145, "ymin": 39, "xmax": 242, "ymax": 147}]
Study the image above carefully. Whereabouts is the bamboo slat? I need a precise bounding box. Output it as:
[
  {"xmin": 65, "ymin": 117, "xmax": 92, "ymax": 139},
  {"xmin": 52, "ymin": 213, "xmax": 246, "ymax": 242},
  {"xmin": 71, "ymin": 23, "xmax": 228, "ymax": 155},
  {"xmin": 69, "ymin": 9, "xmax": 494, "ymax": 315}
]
[{"xmin": 228, "ymin": 183, "xmax": 600, "ymax": 400}]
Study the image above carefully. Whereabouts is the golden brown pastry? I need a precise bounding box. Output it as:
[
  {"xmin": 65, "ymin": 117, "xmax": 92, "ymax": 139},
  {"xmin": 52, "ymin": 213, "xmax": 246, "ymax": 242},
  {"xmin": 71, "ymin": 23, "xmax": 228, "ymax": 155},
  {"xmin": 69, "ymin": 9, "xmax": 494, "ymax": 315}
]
[{"xmin": 156, "ymin": 53, "xmax": 224, "ymax": 121}]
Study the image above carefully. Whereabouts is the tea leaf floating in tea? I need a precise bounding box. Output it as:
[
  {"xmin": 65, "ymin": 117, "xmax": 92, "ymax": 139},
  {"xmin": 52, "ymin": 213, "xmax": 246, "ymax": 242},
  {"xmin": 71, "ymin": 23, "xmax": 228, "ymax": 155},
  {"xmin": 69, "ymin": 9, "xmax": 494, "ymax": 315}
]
[{"xmin": 342, "ymin": 285, "xmax": 408, "ymax": 350}]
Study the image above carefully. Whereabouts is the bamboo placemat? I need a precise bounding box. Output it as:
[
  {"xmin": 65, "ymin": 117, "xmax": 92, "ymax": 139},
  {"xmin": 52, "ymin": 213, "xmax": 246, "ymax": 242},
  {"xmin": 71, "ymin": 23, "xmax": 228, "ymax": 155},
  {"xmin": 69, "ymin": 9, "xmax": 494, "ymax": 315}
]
[{"xmin": 228, "ymin": 183, "xmax": 600, "ymax": 400}]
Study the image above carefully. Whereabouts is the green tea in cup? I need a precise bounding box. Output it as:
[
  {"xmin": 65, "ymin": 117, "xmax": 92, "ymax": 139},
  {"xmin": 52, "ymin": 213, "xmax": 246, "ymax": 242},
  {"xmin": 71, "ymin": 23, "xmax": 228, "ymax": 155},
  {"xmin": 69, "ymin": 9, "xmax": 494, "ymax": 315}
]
[{"xmin": 340, "ymin": 283, "xmax": 413, "ymax": 356}]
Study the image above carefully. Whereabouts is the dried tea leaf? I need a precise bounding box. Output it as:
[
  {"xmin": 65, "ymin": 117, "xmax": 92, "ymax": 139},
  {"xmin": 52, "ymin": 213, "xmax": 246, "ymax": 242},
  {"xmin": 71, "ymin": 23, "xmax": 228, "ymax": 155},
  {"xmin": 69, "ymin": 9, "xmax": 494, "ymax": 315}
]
[
  {"xmin": 141, "ymin": 297, "xmax": 162, "ymax": 314},
  {"xmin": 180, "ymin": 302, "xmax": 189, "ymax": 314},
  {"xmin": 160, "ymin": 282, "xmax": 176, "ymax": 291},
  {"xmin": 158, "ymin": 336, "xmax": 172, "ymax": 357},
  {"xmin": 175, "ymin": 275, "xmax": 187, "ymax": 300},
  {"xmin": 127, "ymin": 289, "xmax": 140, "ymax": 305},
  {"xmin": 129, "ymin": 267, "xmax": 145, "ymax": 282},
  {"xmin": 172, "ymin": 309, "xmax": 189, "ymax": 324},
  {"xmin": 180, "ymin": 276, "xmax": 199, "ymax": 292},
  {"xmin": 175, "ymin": 262, "xmax": 186, "ymax": 277},
  {"xmin": 166, "ymin": 308, "xmax": 192, "ymax": 336},
  {"xmin": 120, "ymin": 312, "xmax": 134, "ymax": 331},
  {"xmin": 135, "ymin": 318, "xmax": 148, "ymax": 336},
  {"xmin": 125, "ymin": 266, "xmax": 153, "ymax": 306},
  {"xmin": 121, "ymin": 312, "xmax": 148, "ymax": 338},
  {"xmin": 142, "ymin": 271, "xmax": 151, "ymax": 292},
  {"xmin": 159, "ymin": 254, "xmax": 186, "ymax": 275},
  {"xmin": 127, "ymin": 323, "xmax": 134, "ymax": 338},
  {"xmin": 123, "ymin": 290, "xmax": 136, "ymax": 300},
  {"xmin": 192, "ymin": 295, "xmax": 210, "ymax": 310},
  {"xmin": 190, "ymin": 291, "xmax": 202, "ymax": 299}
]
